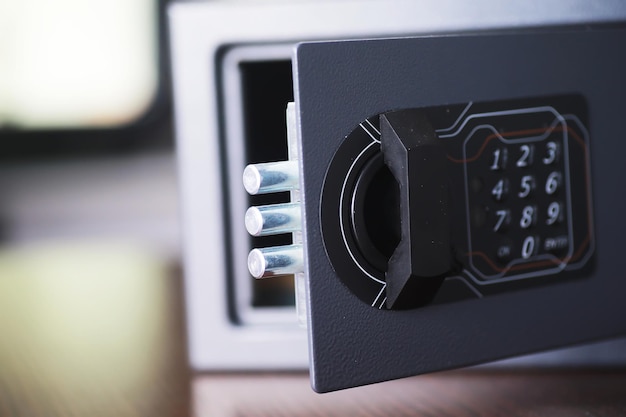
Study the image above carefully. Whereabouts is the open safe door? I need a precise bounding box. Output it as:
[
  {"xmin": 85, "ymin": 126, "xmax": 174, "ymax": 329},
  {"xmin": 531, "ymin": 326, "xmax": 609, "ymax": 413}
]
[{"xmin": 241, "ymin": 27, "xmax": 626, "ymax": 392}]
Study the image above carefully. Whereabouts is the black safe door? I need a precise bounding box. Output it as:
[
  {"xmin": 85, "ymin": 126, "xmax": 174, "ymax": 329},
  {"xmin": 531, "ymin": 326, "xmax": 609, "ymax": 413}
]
[{"xmin": 292, "ymin": 27, "xmax": 626, "ymax": 392}]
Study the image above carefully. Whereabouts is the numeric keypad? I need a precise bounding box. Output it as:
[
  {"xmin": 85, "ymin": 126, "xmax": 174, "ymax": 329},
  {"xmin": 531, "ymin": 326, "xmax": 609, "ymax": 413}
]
[{"xmin": 466, "ymin": 126, "xmax": 573, "ymax": 280}]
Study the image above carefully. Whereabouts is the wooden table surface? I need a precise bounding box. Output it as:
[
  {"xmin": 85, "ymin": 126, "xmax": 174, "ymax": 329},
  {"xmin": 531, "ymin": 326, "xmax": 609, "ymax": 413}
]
[{"xmin": 1, "ymin": 248, "xmax": 625, "ymax": 417}]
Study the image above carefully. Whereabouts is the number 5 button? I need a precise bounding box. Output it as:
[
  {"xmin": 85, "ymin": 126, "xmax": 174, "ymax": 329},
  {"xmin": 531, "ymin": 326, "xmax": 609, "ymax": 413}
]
[{"xmin": 518, "ymin": 175, "xmax": 535, "ymax": 198}]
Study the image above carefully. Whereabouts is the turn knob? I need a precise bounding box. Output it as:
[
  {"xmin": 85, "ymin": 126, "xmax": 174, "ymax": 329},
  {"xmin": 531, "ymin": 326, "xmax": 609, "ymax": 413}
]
[{"xmin": 379, "ymin": 109, "xmax": 452, "ymax": 309}]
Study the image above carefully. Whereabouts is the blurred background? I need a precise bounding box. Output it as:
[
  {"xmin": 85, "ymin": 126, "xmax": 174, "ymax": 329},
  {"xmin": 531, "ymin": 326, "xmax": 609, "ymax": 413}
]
[
  {"xmin": 0, "ymin": 0, "xmax": 190, "ymax": 414},
  {"xmin": 0, "ymin": 0, "xmax": 178, "ymax": 253}
]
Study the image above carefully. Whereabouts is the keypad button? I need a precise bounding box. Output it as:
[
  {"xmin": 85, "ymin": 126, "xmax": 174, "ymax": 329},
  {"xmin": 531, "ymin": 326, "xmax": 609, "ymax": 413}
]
[
  {"xmin": 515, "ymin": 144, "xmax": 534, "ymax": 168},
  {"xmin": 496, "ymin": 240, "xmax": 514, "ymax": 263},
  {"xmin": 545, "ymin": 171, "xmax": 561, "ymax": 195},
  {"xmin": 521, "ymin": 235, "xmax": 538, "ymax": 259},
  {"xmin": 517, "ymin": 175, "xmax": 535, "ymax": 198},
  {"xmin": 491, "ymin": 178, "xmax": 509, "ymax": 202},
  {"xmin": 543, "ymin": 235, "xmax": 569, "ymax": 253},
  {"xmin": 546, "ymin": 201, "xmax": 562, "ymax": 225},
  {"xmin": 493, "ymin": 209, "xmax": 510, "ymax": 232},
  {"xmin": 519, "ymin": 205, "xmax": 537, "ymax": 229},
  {"xmin": 489, "ymin": 147, "xmax": 508, "ymax": 171},
  {"xmin": 542, "ymin": 141, "xmax": 560, "ymax": 165}
]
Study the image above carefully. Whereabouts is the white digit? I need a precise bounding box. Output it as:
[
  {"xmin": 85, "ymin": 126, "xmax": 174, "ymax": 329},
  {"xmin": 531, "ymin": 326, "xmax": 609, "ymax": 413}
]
[
  {"xmin": 543, "ymin": 141, "xmax": 559, "ymax": 165},
  {"xmin": 518, "ymin": 175, "xmax": 534, "ymax": 198},
  {"xmin": 520, "ymin": 205, "xmax": 535, "ymax": 229},
  {"xmin": 521, "ymin": 236, "xmax": 536, "ymax": 259},
  {"xmin": 545, "ymin": 172, "xmax": 561, "ymax": 195},
  {"xmin": 491, "ymin": 179, "xmax": 507, "ymax": 201},
  {"xmin": 494, "ymin": 210, "xmax": 510, "ymax": 232},
  {"xmin": 546, "ymin": 201, "xmax": 561, "ymax": 225},
  {"xmin": 516, "ymin": 144, "xmax": 533, "ymax": 167},
  {"xmin": 490, "ymin": 148, "xmax": 506, "ymax": 171}
]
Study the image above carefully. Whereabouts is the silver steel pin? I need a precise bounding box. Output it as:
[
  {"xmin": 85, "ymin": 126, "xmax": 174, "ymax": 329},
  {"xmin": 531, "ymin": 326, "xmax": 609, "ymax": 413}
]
[
  {"xmin": 245, "ymin": 203, "xmax": 301, "ymax": 237},
  {"xmin": 243, "ymin": 161, "xmax": 299, "ymax": 195},
  {"xmin": 247, "ymin": 244, "xmax": 304, "ymax": 279}
]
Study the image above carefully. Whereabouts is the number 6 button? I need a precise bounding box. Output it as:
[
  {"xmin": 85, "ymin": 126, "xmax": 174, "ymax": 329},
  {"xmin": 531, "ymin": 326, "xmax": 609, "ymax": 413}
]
[{"xmin": 545, "ymin": 171, "xmax": 561, "ymax": 195}]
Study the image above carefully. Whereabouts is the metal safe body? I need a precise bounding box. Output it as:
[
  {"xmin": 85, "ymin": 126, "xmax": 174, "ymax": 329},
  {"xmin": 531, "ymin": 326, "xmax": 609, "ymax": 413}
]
[{"xmin": 168, "ymin": 0, "xmax": 626, "ymax": 392}]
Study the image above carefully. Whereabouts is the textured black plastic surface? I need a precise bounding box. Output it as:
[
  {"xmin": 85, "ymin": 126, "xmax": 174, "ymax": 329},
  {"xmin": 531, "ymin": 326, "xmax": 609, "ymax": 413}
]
[
  {"xmin": 379, "ymin": 110, "xmax": 451, "ymax": 309},
  {"xmin": 293, "ymin": 28, "xmax": 626, "ymax": 392}
]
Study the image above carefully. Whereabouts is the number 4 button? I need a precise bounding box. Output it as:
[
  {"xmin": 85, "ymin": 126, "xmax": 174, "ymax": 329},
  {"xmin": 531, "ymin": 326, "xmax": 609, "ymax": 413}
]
[{"xmin": 492, "ymin": 178, "xmax": 509, "ymax": 201}]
